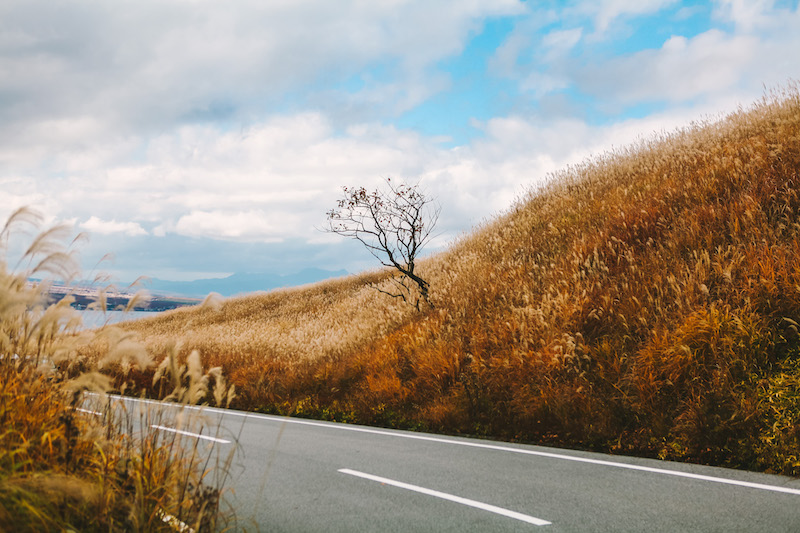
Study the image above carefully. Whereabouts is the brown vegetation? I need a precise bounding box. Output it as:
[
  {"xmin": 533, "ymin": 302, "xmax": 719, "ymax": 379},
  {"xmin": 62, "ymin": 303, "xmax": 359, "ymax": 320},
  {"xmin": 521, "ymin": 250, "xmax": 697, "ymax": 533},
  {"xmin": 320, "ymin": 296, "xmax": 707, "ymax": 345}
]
[
  {"xmin": 0, "ymin": 209, "xmax": 231, "ymax": 531},
  {"xmin": 125, "ymin": 85, "xmax": 800, "ymax": 475}
]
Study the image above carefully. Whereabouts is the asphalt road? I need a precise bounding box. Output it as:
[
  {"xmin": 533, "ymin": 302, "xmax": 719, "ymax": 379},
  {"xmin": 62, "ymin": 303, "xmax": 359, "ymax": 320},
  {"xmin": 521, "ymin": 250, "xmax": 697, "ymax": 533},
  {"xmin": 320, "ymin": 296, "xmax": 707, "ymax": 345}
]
[{"xmin": 90, "ymin": 396, "xmax": 800, "ymax": 532}]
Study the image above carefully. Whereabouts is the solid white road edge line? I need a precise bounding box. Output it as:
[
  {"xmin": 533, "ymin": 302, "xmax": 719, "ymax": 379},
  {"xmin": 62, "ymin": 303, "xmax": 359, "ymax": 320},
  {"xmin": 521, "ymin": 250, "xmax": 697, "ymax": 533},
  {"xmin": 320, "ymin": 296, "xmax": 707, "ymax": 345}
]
[
  {"xmin": 338, "ymin": 468, "xmax": 551, "ymax": 526},
  {"xmin": 103, "ymin": 394, "xmax": 800, "ymax": 496},
  {"xmin": 150, "ymin": 424, "xmax": 231, "ymax": 444}
]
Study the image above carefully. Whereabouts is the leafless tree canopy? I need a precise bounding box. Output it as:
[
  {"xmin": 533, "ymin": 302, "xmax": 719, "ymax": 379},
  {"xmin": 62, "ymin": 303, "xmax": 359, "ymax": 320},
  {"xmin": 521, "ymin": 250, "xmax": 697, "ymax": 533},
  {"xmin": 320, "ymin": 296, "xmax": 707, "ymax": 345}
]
[{"xmin": 326, "ymin": 179, "xmax": 440, "ymax": 308}]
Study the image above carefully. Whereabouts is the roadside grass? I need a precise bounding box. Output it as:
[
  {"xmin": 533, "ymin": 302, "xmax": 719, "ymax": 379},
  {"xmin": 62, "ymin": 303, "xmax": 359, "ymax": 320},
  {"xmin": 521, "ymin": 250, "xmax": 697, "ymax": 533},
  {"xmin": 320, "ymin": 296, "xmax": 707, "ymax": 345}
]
[
  {"xmin": 0, "ymin": 208, "xmax": 234, "ymax": 531},
  {"xmin": 123, "ymin": 84, "xmax": 800, "ymax": 475}
]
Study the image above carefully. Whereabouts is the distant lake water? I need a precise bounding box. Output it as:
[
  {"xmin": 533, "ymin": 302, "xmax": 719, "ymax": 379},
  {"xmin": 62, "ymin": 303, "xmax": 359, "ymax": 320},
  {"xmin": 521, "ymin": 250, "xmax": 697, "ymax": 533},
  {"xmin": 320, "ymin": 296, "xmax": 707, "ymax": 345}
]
[{"xmin": 79, "ymin": 309, "xmax": 160, "ymax": 329}]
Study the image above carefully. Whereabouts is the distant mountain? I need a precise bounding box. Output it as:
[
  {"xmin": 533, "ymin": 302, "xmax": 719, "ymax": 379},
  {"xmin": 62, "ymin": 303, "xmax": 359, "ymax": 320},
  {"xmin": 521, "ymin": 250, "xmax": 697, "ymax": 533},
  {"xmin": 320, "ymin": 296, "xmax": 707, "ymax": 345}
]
[{"xmin": 138, "ymin": 268, "xmax": 349, "ymax": 298}]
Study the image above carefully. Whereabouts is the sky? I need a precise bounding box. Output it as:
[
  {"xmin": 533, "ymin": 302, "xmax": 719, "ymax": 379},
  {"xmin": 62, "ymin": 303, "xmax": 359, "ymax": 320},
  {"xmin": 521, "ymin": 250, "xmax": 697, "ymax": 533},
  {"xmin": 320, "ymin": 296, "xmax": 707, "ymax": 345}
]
[{"xmin": 1, "ymin": 0, "xmax": 799, "ymax": 282}]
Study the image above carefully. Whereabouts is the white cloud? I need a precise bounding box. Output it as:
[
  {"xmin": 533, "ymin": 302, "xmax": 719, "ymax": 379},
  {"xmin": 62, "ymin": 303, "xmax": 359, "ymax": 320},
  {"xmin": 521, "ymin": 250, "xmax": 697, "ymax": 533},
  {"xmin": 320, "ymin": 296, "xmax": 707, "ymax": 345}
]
[
  {"xmin": 520, "ymin": 71, "xmax": 571, "ymax": 97},
  {"xmin": 541, "ymin": 27, "xmax": 583, "ymax": 54},
  {"xmin": 80, "ymin": 216, "xmax": 148, "ymax": 237},
  {"xmin": 2, "ymin": 0, "xmax": 799, "ymax": 281},
  {"xmin": 559, "ymin": 0, "xmax": 800, "ymax": 110},
  {"xmin": 4, "ymin": 106, "xmax": 649, "ymax": 254},
  {"xmin": 586, "ymin": 0, "xmax": 679, "ymax": 33},
  {"xmin": 174, "ymin": 210, "xmax": 290, "ymax": 242},
  {"xmin": 40, "ymin": 113, "xmax": 440, "ymax": 246},
  {"xmin": 9, "ymin": 88, "xmax": 794, "ymax": 274},
  {"xmin": 490, "ymin": 0, "xmax": 799, "ymax": 113},
  {"xmin": 0, "ymin": 0, "xmax": 522, "ymax": 151},
  {"xmin": 576, "ymin": 29, "xmax": 758, "ymax": 104},
  {"xmin": 712, "ymin": 0, "xmax": 777, "ymax": 32},
  {"xmin": 488, "ymin": 10, "xmax": 555, "ymax": 77},
  {"xmin": 0, "ymin": 177, "xmax": 64, "ymax": 226}
]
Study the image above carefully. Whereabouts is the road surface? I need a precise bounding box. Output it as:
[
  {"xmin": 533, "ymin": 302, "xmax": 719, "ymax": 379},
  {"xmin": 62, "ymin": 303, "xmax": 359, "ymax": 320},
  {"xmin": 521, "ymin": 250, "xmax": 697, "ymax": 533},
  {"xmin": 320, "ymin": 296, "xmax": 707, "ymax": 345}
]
[{"xmin": 86, "ymin": 395, "xmax": 800, "ymax": 532}]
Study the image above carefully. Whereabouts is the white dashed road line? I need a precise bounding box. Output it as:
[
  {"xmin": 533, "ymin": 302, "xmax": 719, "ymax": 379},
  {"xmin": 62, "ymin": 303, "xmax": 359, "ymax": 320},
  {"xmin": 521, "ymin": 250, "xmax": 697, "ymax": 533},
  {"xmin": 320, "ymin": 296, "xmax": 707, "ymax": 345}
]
[
  {"xmin": 150, "ymin": 424, "xmax": 231, "ymax": 444},
  {"xmin": 76, "ymin": 407, "xmax": 103, "ymax": 416},
  {"xmin": 339, "ymin": 468, "xmax": 552, "ymax": 526}
]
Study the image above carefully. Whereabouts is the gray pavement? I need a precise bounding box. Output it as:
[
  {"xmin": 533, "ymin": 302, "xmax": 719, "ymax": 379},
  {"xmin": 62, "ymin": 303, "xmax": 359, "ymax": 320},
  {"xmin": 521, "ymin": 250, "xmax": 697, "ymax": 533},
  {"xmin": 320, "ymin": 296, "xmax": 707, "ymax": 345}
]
[{"xmin": 96, "ymin": 396, "xmax": 800, "ymax": 532}]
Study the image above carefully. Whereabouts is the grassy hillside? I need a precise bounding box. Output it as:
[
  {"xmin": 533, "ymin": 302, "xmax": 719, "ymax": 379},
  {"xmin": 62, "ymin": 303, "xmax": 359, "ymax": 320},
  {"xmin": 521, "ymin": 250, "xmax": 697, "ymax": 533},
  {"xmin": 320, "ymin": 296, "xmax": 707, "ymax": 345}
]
[{"xmin": 124, "ymin": 86, "xmax": 800, "ymax": 475}]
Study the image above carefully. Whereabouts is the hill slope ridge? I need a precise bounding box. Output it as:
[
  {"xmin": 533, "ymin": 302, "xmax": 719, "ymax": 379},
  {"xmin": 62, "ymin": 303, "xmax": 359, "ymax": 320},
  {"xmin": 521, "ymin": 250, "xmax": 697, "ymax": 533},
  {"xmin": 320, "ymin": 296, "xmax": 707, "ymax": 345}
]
[{"xmin": 125, "ymin": 86, "xmax": 800, "ymax": 475}]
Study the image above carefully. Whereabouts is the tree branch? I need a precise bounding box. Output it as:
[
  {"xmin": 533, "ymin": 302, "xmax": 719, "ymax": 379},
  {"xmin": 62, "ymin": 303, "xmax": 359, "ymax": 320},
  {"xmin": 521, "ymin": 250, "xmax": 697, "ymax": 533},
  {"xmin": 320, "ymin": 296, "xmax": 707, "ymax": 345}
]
[{"xmin": 325, "ymin": 178, "xmax": 438, "ymax": 309}]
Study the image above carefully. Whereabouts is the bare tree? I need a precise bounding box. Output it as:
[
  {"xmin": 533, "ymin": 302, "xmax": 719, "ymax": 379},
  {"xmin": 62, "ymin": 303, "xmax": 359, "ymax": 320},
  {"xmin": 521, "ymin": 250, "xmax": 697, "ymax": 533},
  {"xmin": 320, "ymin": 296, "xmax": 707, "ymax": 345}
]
[{"xmin": 326, "ymin": 178, "xmax": 440, "ymax": 309}]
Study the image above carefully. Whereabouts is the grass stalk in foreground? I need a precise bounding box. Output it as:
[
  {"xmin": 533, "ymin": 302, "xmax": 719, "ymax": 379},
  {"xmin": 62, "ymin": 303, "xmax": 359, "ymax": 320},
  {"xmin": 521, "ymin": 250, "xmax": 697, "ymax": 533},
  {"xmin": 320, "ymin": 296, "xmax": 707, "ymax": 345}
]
[{"xmin": 0, "ymin": 207, "xmax": 235, "ymax": 531}]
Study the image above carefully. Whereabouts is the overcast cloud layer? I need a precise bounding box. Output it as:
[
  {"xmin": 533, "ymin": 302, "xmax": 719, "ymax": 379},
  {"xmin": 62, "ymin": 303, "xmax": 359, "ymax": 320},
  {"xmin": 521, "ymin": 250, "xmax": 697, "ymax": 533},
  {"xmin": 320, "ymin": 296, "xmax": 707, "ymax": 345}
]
[{"xmin": 1, "ymin": 0, "xmax": 798, "ymax": 281}]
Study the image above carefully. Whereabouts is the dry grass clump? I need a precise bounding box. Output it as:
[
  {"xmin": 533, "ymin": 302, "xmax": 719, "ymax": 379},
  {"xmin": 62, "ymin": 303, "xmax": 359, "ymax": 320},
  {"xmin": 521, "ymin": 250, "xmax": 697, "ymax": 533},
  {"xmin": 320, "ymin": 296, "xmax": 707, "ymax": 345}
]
[
  {"xmin": 125, "ymin": 84, "xmax": 800, "ymax": 474},
  {"xmin": 0, "ymin": 208, "xmax": 231, "ymax": 531},
  {"xmin": 123, "ymin": 270, "xmax": 415, "ymax": 414}
]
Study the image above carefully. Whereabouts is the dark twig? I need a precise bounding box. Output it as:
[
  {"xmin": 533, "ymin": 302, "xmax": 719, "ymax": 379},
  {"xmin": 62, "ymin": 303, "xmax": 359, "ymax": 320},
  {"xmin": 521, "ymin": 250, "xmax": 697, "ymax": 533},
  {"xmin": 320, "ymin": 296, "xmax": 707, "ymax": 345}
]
[{"xmin": 325, "ymin": 178, "xmax": 440, "ymax": 309}]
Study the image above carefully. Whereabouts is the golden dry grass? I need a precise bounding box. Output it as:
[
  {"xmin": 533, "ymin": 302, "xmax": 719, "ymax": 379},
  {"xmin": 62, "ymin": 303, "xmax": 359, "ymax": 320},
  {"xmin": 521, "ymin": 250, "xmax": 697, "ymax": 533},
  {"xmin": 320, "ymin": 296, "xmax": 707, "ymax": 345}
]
[
  {"xmin": 0, "ymin": 209, "xmax": 232, "ymax": 532},
  {"xmin": 124, "ymin": 84, "xmax": 800, "ymax": 475}
]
